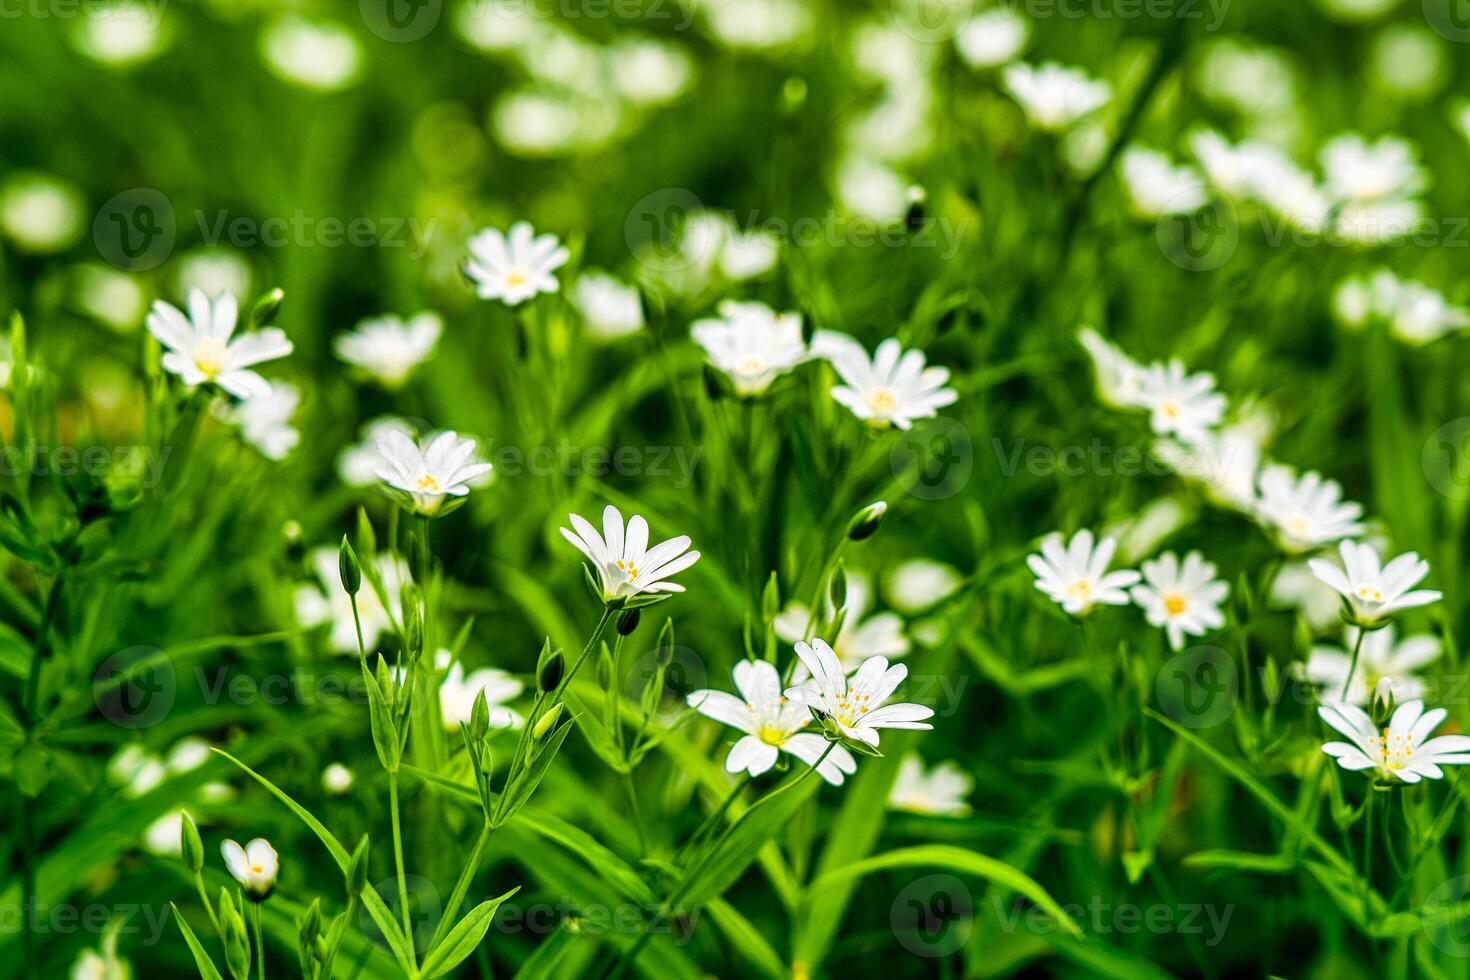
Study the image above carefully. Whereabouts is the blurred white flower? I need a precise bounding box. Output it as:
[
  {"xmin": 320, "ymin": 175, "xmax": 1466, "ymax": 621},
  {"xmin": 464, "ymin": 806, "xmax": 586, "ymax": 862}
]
[
  {"xmin": 439, "ymin": 658, "xmax": 524, "ymax": 730},
  {"xmin": 1003, "ymin": 61, "xmax": 1110, "ymax": 133},
  {"xmin": 1119, "ymin": 146, "xmax": 1207, "ymax": 218},
  {"xmin": 146, "ymin": 289, "xmax": 293, "ymax": 399},
  {"xmin": 1194, "ymin": 39, "xmax": 1298, "ymax": 119},
  {"xmin": 702, "ymin": 0, "xmax": 813, "ymax": 52},
  {"xmin": 1138, "ymin": 360, "xmax": 1226, "ymax": 445},
  {"xmin": 609, "ymin": 37, "xmax": 694, "ymax": 107},
  {"xmin": 322, "ymin": 763, "xmax": 355, "ymax": 795},
  {"xmin": 775, "ymin": 573, "xmax": 909, "ymax": 671},
  {"xmin": 453, "ymin": 0, "xmax": 540, "ymax": 54},
  {"xmin": 786, "ymin": 638, "xmax": 934, "ymax": 748},
  {"xmin": 338, "ymin": 417, "xmax": 416, "ymax": 487},
  {"xmin": 815, "ymin": 332, "xmax": 957, "ymax": 429},
  {"xmin": 836, "ymin": 156, "xmax": 910, "ymax": 223},
  {"xmin": 687, "ymin": 659, "xmax": 857, "ymax": 785},
  {"xmin": 296, "ymin": 546, "xmax": 409, "ymax": 655},
  {"xmin": 260, "ymin": 17, "xmax": 362, "ymax": 92},
  {"xmin": 1300, "ymin": 625, "xmax": 1441, "ymax": 706},
  {"xmin": 221, "ymin": 380, "xmax": 300, "ymax": 460},
  {"xmin": 73, "ymin": 1, "xmax": 166, "ymax": 67},
  {"xmin": 955, "ymin": 9, "xmax": 1029, "ymax": 70},
  {"xmin": 375, "ymin": 429, "xmax": 493, "ymax": 516},
  {"xmin": 561, "ymin": 504, "xmax": 700, "ymax": 603},
  {"xmin": 1155, "ymin": 425, "xmax": 1261, "ymax": 512},
  {"xmin": 174, "ymin": 248, "xmax": 252, "ymax": 303},
  {"xmin": 1369, "ymin": 25, "xmax": 1446, "ymax": 100},
  {"xmin": 222, "ymin": 837, "xmax": 279, "ymax": 900},
  {"xmin": 1130, "ymin": 551, "xmax": 1229, "ymax": 650},
  {"xmin": 74, "ymin": 264, "xmax": 148, "ymax": 332},
  {"xmin": 0, "ymin": 173, "xmax": 84, "ymax": 254},
  {"xmin": 1077, "ymin": 327, "xmax": 1147, "ymax": 409},
  {"xmin": 888, "ymin": 754, "xmax": 972, "ymax": 815},
  {"xmin": 1309, "ymin": 540, "xmax": 1440, "ymax": 628},
  {"xmin": 1320, "ymin": 699, "xmax": 1470, "ymax": 783},
  {"xmin": 1027, "ymin": 529, "xmax": 1140, "ymax": 616},
  {"xmin": 884, "ymin": 558, "xmax": 963, "ymax": 615},
  {"xmin": 1320, "ymin": 133, "xmax": 1423, "ymax": 204},
  {"xmin": 465, "ymin": 222, "xmax": 570, "ymax": 305},
  {"xmin": 143, "ymin": 809, "xmax": 188, "ymax": 856},
  {"xmin": 492, "ymin": 89, "xmax": 621, "ymax": 157},
  {"xmin": 1332, "ymin": 269, "xmax": 1470, "ymax": 345},
  {"xmin": 1271, "ymin": 561, "xmax": 1344, "ymax": 631},
  {"xmin": 573, "ymin": 272, "xmax": 644, "ymax": 341},
  {"xmin": 71, "ymin": 936, "xmax": 131, "ymax": 980},
  {"xmin": 166, "ymin": 737, "xmax": 211, "ymax": 775},
  {"xmin": 1255, "ymin": 465, "xmax": 1364, "ymax": 553},
  {"xmin": 1188, "ymin": 130, "xmax": 1292, "ymax": 199},
  {"xmin": 692, "ymin": 301, "xmax": 807, "ymax": 397},
  {"xmin": 334, "ymin": 312, "xmax": 442, "ymax": 387}
]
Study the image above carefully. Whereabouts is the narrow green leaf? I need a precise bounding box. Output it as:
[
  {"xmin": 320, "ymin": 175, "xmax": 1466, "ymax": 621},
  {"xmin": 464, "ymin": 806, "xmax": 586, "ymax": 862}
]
[
  {"xmin": 706, "ymin": 898, "xmax": 788, "ymax": 980},
  {"xmin": 420, "ymin": 888, "xmax": 519, "ymax": 977},
  {"xmin": 171, "ymin": 904, "xmax": 225, "ymax": 980}
]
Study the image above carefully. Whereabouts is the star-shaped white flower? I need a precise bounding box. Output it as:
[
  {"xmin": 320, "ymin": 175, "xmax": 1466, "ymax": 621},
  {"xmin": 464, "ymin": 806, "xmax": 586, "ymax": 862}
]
[
  {"xmin": 573, "ymin": 271, "xmax": 644, "ymax": 341},
  {"xmin": 686, "ymin": 659, "xmax": 857, "ymax": 785},
  {"xmin": 464, "ymin": 221, "xmax": 569, "ymax": 306},
  {"xmin": 1320, "ymin": 133, "xmax": 1424, "ymax": 204},
  {"xmin": 221, "ymin": 379, "xmax": 300, "ymax": 461},
  {"xmin": 1308, "ymin": 540, "xmax": 1441, "ymax": 628},
  {"xmin": 374, "ymin": 429, "xmax": 493, "ymax": 516},
  {"xmin": 334, "ymin": 312, "xmax": 442, "ymax": 388},
  {"xmin": 221, "ymin": 837, "xmax": 279, "ymax": 900},
  {"xmin": 1129, "ymin": 550, "xmax": 1229, "ymax": 651},
  {"xmin": 1254, "ymin": 465, "xmax": 1364, "ymax": 554},
  {"xmin": 1138, "ymin": 360, "xmax": 1226, "ymax": 445},
  {"xmin": 692, "ymin": 300, "xmax": 808, "ymax": 397},
  {"xmin": 887, "ymin": 753, "xmax": 973, "ymax": 816},
  {"xmin": 1027, "ymin": 529, "xmax": 1140, "ymax": 616},
  {"xmin": 146, "ymin": 289, "xmax": 293, "ymax": 399},
  {"xmin": 786, "ymin": 638, "xmax": 934, "ymax": 748},
  {"xmin": 1119, "ymin": 146, "xmax": 1207, "ymax": 218},
  {"xmin": 814, "ymin": 331, "xmax": 957, "ymax": 430},
  {"xmin": 774, "ymin": 573, "xmax": 909, "ymax": 672},
  {"xmin": 1299, "ymin": 625, "xmax": 1442, "ymax": 707},
  {"xmin": 560, "ymin": 504, "xmax": 700, "ymax": 604},
  {"xmin": 1002, "ymin": 61, "xmax": 1111, "ymax": 133},
  {"xmin": 1319, "ymin": 699, "xmax": 1470, "ymax": 783}
]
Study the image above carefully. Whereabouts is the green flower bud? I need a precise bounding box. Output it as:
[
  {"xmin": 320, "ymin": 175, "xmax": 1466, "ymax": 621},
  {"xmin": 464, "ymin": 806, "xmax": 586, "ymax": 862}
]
[
  {"xmin": 470, "ymin": 689, "xmax": 490, "ymax": 742},
  {"xmin": 597, "ymin": 646, "xmax": 614, "ymax": 691},
  {"xmin": 347, "ymin": 835, "xmax": 370, "ymax": 898},
  {"xmin": 339, "ymin": 536, "xmax": 361, "ymax": 597},
  {"xmin": 536, "ymin": 643, "xmax": 564, "ymax": 693},
  {"xmin": 180, "ymin": 811, "xmax": 204, "ymax": 874},
  {"xmin": 298, "ymin": 898, "xmax": 322, "ymax": 948},
  {"xmin": 656, "ymin": 619, "xmax": 675, "ymax": 668},
  {"xmin": 248, "ymin": 288, "xmax": 285, "ymax": 329},
  {"xmin": 617, "ymin": 608, "xmax": 641, "ymax": 636},
  {"xmin": 532, "ymin": 702, "xmax": 564, "ymax": 740},
  {"xmin": 846, "ymin": 501, "xmax": 888, "ymax": 541},
  {"xmin": 829, "ymin": 562, "xmax": 848, "ymax": 612}
]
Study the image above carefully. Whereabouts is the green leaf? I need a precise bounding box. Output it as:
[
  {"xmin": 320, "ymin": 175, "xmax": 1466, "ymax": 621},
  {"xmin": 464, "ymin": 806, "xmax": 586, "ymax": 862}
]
[
  {"xmin": 804, "ymin": 845, "xmax": 1082, "ymax": 938},
  {"xmin": 419, "ymin": 888, "xmax": 519, "ymax": 977},
  {"xmin": 497, "ymin": 713, "xmax": 575, "ymax": 825},
  {"xmin": 508, "ymin": 920, "xmax": 576, "ymax": 980},
  {"xmin": 171, "ymin": 904, "xmax": 225, "ymax": 980},
  {"xmin": 361, "ymin": 660, "xmax": 400, "ymax": 771},
  {"xmin": 706, "ymin": 898, "xmax": 788, "ymax": 980}
]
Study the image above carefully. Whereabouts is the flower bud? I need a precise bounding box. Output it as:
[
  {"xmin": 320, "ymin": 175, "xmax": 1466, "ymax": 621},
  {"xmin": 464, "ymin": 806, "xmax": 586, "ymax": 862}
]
[
  {"xmin": 470, "ymin": 690, "xmax": 490, "ymax": 742},
  {"xmin": 536, "ymin": 642, "xmax": 564, "ymax": 693},
  {"xmin": 248, "ymin": 288, "xmax": 285, "ymax": 329},
  {"xmin": 761, "ymin": 572, "xmax": 780, "ymax": 625},
  {"xmin": 338, "ymin": 536, "xmax": 361, "ymax": 597},
  {"xmin": 829, "ymin": 562, "xmax": 847, "ymax": 612},
  {"xmin": 347, "ymin": 834, "xmax": 370, "ymax": 898},
  {"xmin": 656, "ymin": 619, "xmax": 675, "ymax": 668},
  {"xmin": 180, "ymin": 811, "xmax": 204, "ymax": 874},
  {"xmin": 532, "ymin": 702, "xmax": 564, "ymax": 740},
  {"xmin": 846, "ymin": 501, "xmax": 887, "ymax": 541},
  {"xmin": 298, "ymin": 898, "xmax": 322, "ymax": 949},
  {"xmin": 617, "ymin": 608, "xmax": 641, "ymax": 636},
  {"xmin": 597, "ymin": 647, "xmax": 614, "ymax": 691}
]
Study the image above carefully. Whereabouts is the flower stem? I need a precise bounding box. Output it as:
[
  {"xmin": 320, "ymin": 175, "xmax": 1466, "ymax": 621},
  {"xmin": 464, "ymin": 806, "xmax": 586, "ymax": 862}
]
[
  {"xmin": 623, "ymin": 772, "xmax": 647, "ymax": 855},
  {"xmin": 426, "ymin": 822, "xmax": 494, "ymax": 953},
  {"xmin": 388, "ymin": 772, "xmax": 414, "ymax": 953},
  {"xmin": 1341, "ymin": 627, "xmax": 1368, "ymax": 702},
  {"xmin": 554, "ymin": 605, "xmax": 615, "ymax": 703},
  {"xmin": 251, "ymin": 901, "xmax": 265, "ymax": 980}
]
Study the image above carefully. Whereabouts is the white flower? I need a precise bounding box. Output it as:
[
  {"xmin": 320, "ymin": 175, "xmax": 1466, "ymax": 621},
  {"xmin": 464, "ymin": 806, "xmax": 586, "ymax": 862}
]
[
  {"xmin": 573, "ymin": 272, "xmax": 644, "ymax": 340},
  {"xmin": 143, "ymin": 809, "xmax": 188, "ymax": 856},
  {"xmin": 561, "ymin": 504, "xmax": 700, "ymax": 604},
  {"xmin": 1333, "ymin": 270, "xmax": 1470, "ymax": 346},
  {"xmin": 955, "ymin": 9, "xmax": 1028, "ymax": 70},
  {"xmin": 334, "ymin": 312, "xmax": 442, "ymax": 387},
  {"xmin": 786, "ymin": 638, "xmax": 934, "ymax": 748},
  {"xmin": 464, "ymin": 222, "xmax": 569, "ymax": 305},
  {"xmin": 608, "ymin": 38, "xmax": 694, "ymax": 106},
  {"xmin": 221, "ymin": 380, "xmax": 300, "ymax": 460},
  {"xmin": 221, "ymin": 837, "xmax": 279, "ymax": 900},
  {"xmin": 1138, "ymin": 360, "xmax": 1226, "ymax": 445},
  {"xmin": 110, "ymin": 745, "xmax": 165, "ymax": 798},
  {"xmin": 1188, "ymin": 130, "xmax": 1294, "ymax": 199},
  {"xmin": 1270, "ymin": 561, "xmax": 1344, "ymax": 632},
  {"xmin": 73, "ymin": 0, "xmax": 166, "ymax": 68},
  {"xmin": 439, "ymin": 657, "xmax": 525, "ymax": 731},
  {"xmin": 338, "ymin": 417, "xmax": 416, "ymax": 487},
  {"xmin": 884, "ymin": 558, "xmax": 963, "ymax": 616},
  {"xmin": 1308, "ymin": 540, "xmax": 1441, "ymax": 628},
  {"xmin": 1320, "ymin": 133, "xmax": 1424, "ymax": 203},
  {"xmin": 322, "ymin": 763, "xmax": 355, "ymax": 795},
  {"xmin": 1254, "ymin": 465, "xmax": 1364, "ymax": 554},
  {"xmin": 166, "ymin": 737, "xmax": 211, "ymax": 775},
  {"xmin": 1300, "ymin": 626, "xmax": 1442, "ymax": 706},
  {"xmin": 1251, "ymin": 159, "xmax": 1331, "ymax": 235},
  {"xmin": 1077, "ymin": 327, "xmax": 1147, "ymax": 409},
  {"xmin": 686, "ymin": 659, "xmax": 857, "ymax": 785},
  {"xmin": 146, "ymin": 289, "xmax": 293, "ymax": 399},
  {"xmin": 260, "ymin": 17, "xmax": 362, "ymax": 92},
  {"xmin": 295, "ymin": 546, "xmax": 409, "ymax": 655},
  {"xmin": 1002, "ymin": 61, "xmax": 1111, "ymax": 133},
  {"xmin": 0, "ymin": 173, "xmax": 84, "ymax": 253},
  {"xmin": 1129, "ymin": 551, "xmax": 1230, "ymax": 651},
  {"xmin": 888, "ymin": 754, "xmax": 973, "ymax": 816},
  {"xmin": 1319, "ymin": 699, "xmax": 1470, "ymax": 783},
  {"xmin": 815, "ymin": 331, "xmax": 957, "ymax": 429},
  {"xmin": 1119, "ymin": 147, "xmax": 1207, "ymax": 218},
  {"xmin": 692, "ymin": 301, "xmax": 808, "ymax": 397},
  {"xmin": 1154, "ymin": 425, "xmax": 1261, "ymax": 512},
  {"xmin": 775, "ymin": 573, "xmax": 909, "ymax": 671},
  {"xmin": 1027, "ymin": 529, "xmax": 1140, "ymax": 616},
  {"xmin": 374, "ymin": 429, "xmax": 494, "ymax": 516},
  {"xmin": 71, "ymin": 943, "xmax": 130, "ymax": 980},
  {"xmin": 174, "ymin": 249, "xmax": 252, "ymax": 304}
]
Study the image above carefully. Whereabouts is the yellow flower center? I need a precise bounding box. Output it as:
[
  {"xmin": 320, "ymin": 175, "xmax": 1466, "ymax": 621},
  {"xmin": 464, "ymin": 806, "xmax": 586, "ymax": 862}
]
[
  {"xmin": 867, "ymin": 387, "xmax": 898, "ymax": 416},
  {"xmin": 1066, "ymin": 579, "xmax": 1094, "ymax": 601},
  {"xmin": 757, "ymin": 725, "xmax": 788, "ymax": 746},
  {"xmin": 737, "ymin": 355, "xmax": 767, "ymax": 377},
  {"xmin": 416, "ymin": 473, "xmax": 442, "ymax": 493},
  {"xmin": 1367, "ymin": 727, "xmax": 1416, "ymax": 771},
  {"xmin": 615, "ymin": 558, "xmax": 640, "ymax": 580},
  {"xmin": 1357, "ymin": 584, "xmax": 1384, "ymax": 603},
  {"xmin": 1164, "ymin": 594, "xmax": 1188, "ymax": 616},
  {"xmin": 505, "ymin": 270, "xmax": 527, "ymax": 287},
  {"xmin": 193, "ymin": 338, "xmax": 228, "ymax": 378}
]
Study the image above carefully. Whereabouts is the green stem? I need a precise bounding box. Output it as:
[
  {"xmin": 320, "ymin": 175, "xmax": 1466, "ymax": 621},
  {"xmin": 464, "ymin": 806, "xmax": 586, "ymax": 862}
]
[
  {"xmin": 388, "ymin": 773, "xmax": 414, "ymax": 955},
  {"xmin": 1341, "ymin": 627, "xmax": 1368, "ymax": 702},
  {"xmin": 623, "ymin": 772, "xmax": 647, "ymax": 856},
  {"xmin": 675, "ymin": 775, "xmax": 750, "ymax": 863},
  {"xmin": 251, "ymin": 901, "xmax": 265, "ymax": 980},
  {"xmin": 426, "ymin": 822, "xmax": 494, "ymax": 953},
  {"xmin": 193, "ymin": 872, "xmax": 220, "ymax": 935},
  {"xmin": 554, "ymin": 606, "xmax": 615, "ymax": 703}
]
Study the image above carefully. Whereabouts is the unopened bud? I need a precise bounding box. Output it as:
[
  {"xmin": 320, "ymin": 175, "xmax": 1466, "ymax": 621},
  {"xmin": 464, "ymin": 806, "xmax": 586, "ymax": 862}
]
[
  {"xmin": 347, "ymin": 835, "xmax": 370, "ymax": 897},
  {"xmin": 846, "ymin": 501, "xmax": 887, "ymax": 541},
  {"xmin": 537, "ymin": 645, "xmax": 564, "ymax": 693},
  {"xmin": 829, "ymin": 562, "xmax": 847, "ymax": 612},
  {"xmin": 339, "ymin": 536, "xmax": 361, "ymax": 597},
  {"xmin": 180, "ymin": 811, "xmax": 204, "ymax": 873},
  {"xmin": 470, "ymin": 690, "xmax": 489, "ymax": 741},
  {"xmin": 532, "ymin": 702, "xmax": 564, "ymax": 739},
  {"xmin": 249, "ymin": 288, "xmax": 285, "ymax": 328},
  {"xmin": 617, "ymin": 608, "xmax": 641, "ymax": 636}
]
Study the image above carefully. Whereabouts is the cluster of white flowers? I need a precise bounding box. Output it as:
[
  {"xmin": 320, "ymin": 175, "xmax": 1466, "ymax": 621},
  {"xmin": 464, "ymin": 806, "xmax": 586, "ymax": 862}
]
[{"xmin": 1332, "ymin": 268, "xmax": 1470, "ymax": 346}]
